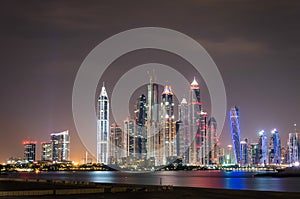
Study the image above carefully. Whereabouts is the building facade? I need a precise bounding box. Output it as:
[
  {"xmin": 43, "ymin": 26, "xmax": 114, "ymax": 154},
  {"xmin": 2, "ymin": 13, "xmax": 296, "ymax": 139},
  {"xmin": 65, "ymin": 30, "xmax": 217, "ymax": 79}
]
[
  {"xmin": 258, "ymin": 130, "xmax": 268, "ymax": 166},
  {"xmin": 23, "ymin": 140, "xmax": 36, "ymax": 162},
  {"xmin": 97, "ymin": 84, "xmax": 109, "ymax": 164},
  {"xmin": 41, "ymin": 142, "xmax": 52, "ymax": 161},
  {"xmin": 229, "ymin": 106, "xmax": 242, "ymax": 165},
  {"xmin": 269, "ymin": 129, "xmax": 281, "ymax": 165},
  {"xmin": 51, "ymin": 130, "xmax": 70, "ymax": 162}
]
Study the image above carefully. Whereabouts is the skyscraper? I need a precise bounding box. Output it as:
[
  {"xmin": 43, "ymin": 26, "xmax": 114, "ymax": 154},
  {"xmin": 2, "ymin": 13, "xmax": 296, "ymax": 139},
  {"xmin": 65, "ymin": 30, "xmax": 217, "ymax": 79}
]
[
  {"xmin": 269, "ymin": 128, "xmax": 281, "ymax": 165},
  {"xmin": 208, "ymin": 117, "xmax": 218, "ymax": 164},
  {"xmin": 146, "ymin": 80, "xmax": 159, "ymax": 160},
  {"xmin": 51, "ymin": 130, "xmax": 70, "ymax": 162},
  {"xmin": 229, "ymin": 106, "xmax": 242, "ymax": 165},
  {"xmin": 97, "ymin": 83, "xmax": 109, "ymax": 164},
  {"xmin": 189, "ymin": 77, "xmax": 201, "ymax": 165},
  {"xmin": 250, "ymin": 143, "xmax": 259, "ymax": 166},
  {"xmin": 159, "ymin": 85, "xmax": 177, "ymax": 165},
  {"xmin": 135, "ymin": 94, "xmax": 147, "ymax": 159},
  {"xmin": 240, "ymin": 139, "xmax": 249, "ymax": 166},
  {"xmin": 258, "ymin": 130, "xmax": 268, "ymax": 166},
  {"xmin": 123, "ymin": 118, "xmax": 136, "ymax": 157},
  {"xmin": 23, "ymin": 140, "xmax": 36, "ymax": 162},
  {"xmin": 109, "ymin": 123, "xmax": 122, "ymax": 164},
  {"xmin": 178, "ymin": 98, "xmax": 189, "ymax": 164},
  {"xmin": 199, "ymin": 110, "xmax": 209, "ymax": 165},
  {"xmin": 288, "ymin": 124, "xmax": 299, "ymax": 165}
]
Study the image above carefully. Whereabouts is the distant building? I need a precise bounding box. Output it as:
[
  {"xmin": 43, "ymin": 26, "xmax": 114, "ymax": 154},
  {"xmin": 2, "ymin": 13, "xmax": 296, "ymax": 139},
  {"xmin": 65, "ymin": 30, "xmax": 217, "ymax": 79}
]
[
  {"xmin": 158, "ymin": 85, "xmax": 177, "ymax": 165},
  {"xmin": 225, "ymin": 145, "xmax": 235, "ymax": 164},
  {"xmin": 229, "ymin": 106, "xmax": 242, "ymax": 165},
  {"xmin": 97, "ymin": 83, "xmax": 109, "ymax": 164},
  {"xmin": 41, "ymin": 142, "xmax": 52, "ymax": 161},
  {"xmin": 208, "ymin": 117, "xmax": 218, "ymax": 164},
  {"xmin": 240, "ymin": 139, "xmax": 249, "ymax": 166},
  {"xmin": 123, "ymin": 118, "xmax": 136, "ymax": 158},
  {"xmin": 23, "ymin": 140, "xmax": 36, "ymax": 162},
  {"xmin": 134, "ymin": 94, "xmax": 147, "ymax": 159},
  {"xmin": 178, "ymin": 98, "xmax": 189, "ymax": 164},
  {"xmin": 51, "ymin": 130, "xmax": 70, "ymax": 162},
  {"xmin": 288, "ymin": 125, "xmax": 300, "ymax": 165},
  {"xmin": 109, "ymin": 123, "xmax": 122, "ymax": 164},
  {"xmin": 250, "ymin": 143, "xmax": 259, "ymax": 166},
  {"xmin": 258, "ymin": 130, "xmax": 268, "ymax": 166},
  {"xmin": 189, "ymin": 78, "xmax": 202, "ymax": 165},
  {"xmin": 269, "ymin": 129, "xmax": 281, "ymax": 165}
]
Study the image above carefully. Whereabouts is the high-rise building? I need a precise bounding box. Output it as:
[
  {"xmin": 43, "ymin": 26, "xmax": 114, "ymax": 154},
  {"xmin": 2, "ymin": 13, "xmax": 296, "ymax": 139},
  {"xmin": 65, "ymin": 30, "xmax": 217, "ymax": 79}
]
[
  {"xmin": 41, "ymin": 142, "xmax": 52, "ymax": 161},
  {"xmin": 240, "ymin": 139, "xmax": 249, "ymax": 166},
  {"xmin": 178, "ymin": 98, "xmax": 189, "ymax": 164},
  {"xmin": 158, "ymin": 85, "xmax": 177, "ymax": 165},
  {"xmin": 146, "ymin": 80, "xmax": 159, "ymax": 160},
  {"xmin": 208, "ymin": 117, "xmax": 218, "ymax": 164},
  {"xmin": 258, "ymin": 130, "xmax": 268, "ymax": 166},
  {"xmin": 97, "ymin": 83, "xmax": 109, "ymax": 164},
  {"xmin": 288, "ymin": 124, "xmax": 299, "ymax": 165},
  {"xmin": 109, "ymin": 123, "xmax": 122, "ymax": 164},
  {"xmin": 189, "ymin": 77, "xmax": 201, "ymax": 165},
  {"xmin": 123, "ymin": 118, "xmax": 136, "ymax": 157},
  {"xmin": 23, "ymin": 140, "xmax": 36, "ymax": 162},
  {"xmin": 134, "ymin": 94, "xmax": 147, "ymax": 159},
  {"xmin": 51, "ymin": 130, "xmax": 70, "ymax": 162},
  {"xmin": 229, "ymin": 106, "xmax": 242, "ymax": 165},
  {"xmin": 250, "ymin": 143, "xmax": 259, "ymax": 166},
  {"xmin": 269, "ymin": 128, "xmax": 281, "ymax": 165},
  {"xmin": 224, "ymin": 144, "xmax": 235, "ymax": 164},
  {"xmin": 199, "ymin": 111, "xmax": 209, "ymax": 165}
]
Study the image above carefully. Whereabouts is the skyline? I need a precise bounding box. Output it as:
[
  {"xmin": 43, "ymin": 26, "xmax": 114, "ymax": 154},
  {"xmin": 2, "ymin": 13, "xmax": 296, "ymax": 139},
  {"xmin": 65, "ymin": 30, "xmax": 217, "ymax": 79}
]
[{"xmin": 1, "ymin": 0, "xmax": 300, "ymax": 162}]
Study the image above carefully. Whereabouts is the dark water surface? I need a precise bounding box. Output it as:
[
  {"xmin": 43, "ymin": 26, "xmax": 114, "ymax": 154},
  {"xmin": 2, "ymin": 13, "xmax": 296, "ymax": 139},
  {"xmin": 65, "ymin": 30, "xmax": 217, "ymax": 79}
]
[{"xmin": 3, "ymin": 170, "xmax": 300, "ymax": 192}]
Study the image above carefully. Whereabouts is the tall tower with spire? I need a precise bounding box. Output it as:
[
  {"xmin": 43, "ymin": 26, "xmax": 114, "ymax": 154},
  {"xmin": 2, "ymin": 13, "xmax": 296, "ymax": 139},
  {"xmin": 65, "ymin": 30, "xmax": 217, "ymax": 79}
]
[
  {"xmin": 189, "ymin": 77, "xmax": 202, "ymax": 165},
  {"xmin": 97, "ymin": 83, "xmax": 109, "ymax": 164}
]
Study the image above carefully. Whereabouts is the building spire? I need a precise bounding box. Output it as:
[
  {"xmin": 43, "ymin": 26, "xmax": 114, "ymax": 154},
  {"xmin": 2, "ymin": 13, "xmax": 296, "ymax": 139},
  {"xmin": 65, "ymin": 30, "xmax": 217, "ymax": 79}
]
[{"xmin": 191, "ymin": 77, "xmax": 199, "ymax": 86}]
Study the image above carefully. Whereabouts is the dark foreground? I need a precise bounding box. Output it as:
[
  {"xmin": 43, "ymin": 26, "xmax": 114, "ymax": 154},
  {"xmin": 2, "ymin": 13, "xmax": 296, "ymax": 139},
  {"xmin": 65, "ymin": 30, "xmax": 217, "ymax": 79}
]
[{"xmin": 0, "ymin": 180, "xmax": 300, "ymax": 199}]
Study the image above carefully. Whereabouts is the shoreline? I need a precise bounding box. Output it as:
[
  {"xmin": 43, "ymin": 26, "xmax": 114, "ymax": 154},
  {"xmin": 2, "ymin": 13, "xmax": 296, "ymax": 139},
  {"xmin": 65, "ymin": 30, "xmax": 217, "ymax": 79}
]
[{"xmin": 0, "ymin": 178, "xmax": 300, "ymax": 198}]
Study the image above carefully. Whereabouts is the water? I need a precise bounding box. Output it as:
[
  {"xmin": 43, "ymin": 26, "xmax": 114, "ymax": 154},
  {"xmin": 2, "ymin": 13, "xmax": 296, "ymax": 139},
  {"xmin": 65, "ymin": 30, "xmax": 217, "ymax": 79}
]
[{"xmin": 3, "ymin": 170, "xmax": 300, "ymax": 192}]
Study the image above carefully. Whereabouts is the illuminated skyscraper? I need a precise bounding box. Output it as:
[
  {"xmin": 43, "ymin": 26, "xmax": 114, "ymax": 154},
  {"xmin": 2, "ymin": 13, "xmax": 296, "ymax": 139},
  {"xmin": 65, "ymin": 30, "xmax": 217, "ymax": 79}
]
[
  {"xmin": 146, "ymin": 79, "xmax": 159, "ymax": 160},
  {"xmin": 240, "ymin": 139, "xmax": 249, "ymax": 166},
  {"xmin": 109, "ymin": 123, "xmax": 122, "ymax": 164},
  {"xmin": 258, "ymin": 130, "xmax": 268, "ymax": 166},
  {"xmin": 97, "ymin": 84, "xmax": 109, "ymax": 164},
  {"xmin": 250, "ymin": 143, "xmax": 259, "ymax": 166},
  {"xmin": 135, "ymin": 94, "xmax": 147, "ymax": 159},
  {"xmin": 189, "ymin": 77, "xmax": 201, "ymax": 165},
  {"xmin": 51, "ymin": 130, "xmax": 70, "ymax": 162},
  {"xmin": 229, "ymin": 106, "xmax": 242, "ymax": 165},
  {"xmin": 208, "ymin": 117, "xmax": 218, "ymax": 164},
  {"xmin": 288, "ymin": 124, "xmax": 299, "ymax": 165},
  {"xmin": 23, "ymin": 140, "xmax": 36, "ymax": 162},
  {"xmin": 269, "ymin": 128, "xmax": 281, "ymax": 165},
  {"xmin": 178, "ymin": 98, "xmax": 189, "ymax": 164},
  {"xmin": 41, "ymin": 142, "xmax": 52, "ymax": 161},
  {"xmin": 123, "ymin": 118, "xmax": 136, "ymax": 157},
  {"xmin": 199, "ymin": 111, "xmax": 209, "ymax": 165},
  {"xmin": 158, "ymin": 85, "xmax": 177, "ymax": 165}
]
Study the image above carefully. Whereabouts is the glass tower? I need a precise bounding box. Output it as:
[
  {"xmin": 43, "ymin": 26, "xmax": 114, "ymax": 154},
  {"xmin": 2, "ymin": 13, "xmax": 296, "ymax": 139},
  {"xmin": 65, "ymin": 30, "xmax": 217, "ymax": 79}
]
[
  {"xmin": 178, "ymin": 98, "xmax": 189, "ymax": 164},
  {"xmin": 189, "ymin": 77, "xmax": 201, "ymax": 165},
  {"xmin": 229, "ymin": 106, "xmax": 242, "ymax": 165},
  {"xmin": 135, "ymin": 94, "xmax": 147, "ymax": 159},
  {"xmin": 97, "ymin": 84, "xmax": 109, "ymax": 164},
  {"xmin": 269, "ymin": 128, "xmax": 281, "ymax": 165},
  {"xmin": 258, "ymin": 130, "xmax": 268, "ymax": 166},
  {"xmin": 51, "ymin": 130, "xmax": 70, "ymax": 162}
]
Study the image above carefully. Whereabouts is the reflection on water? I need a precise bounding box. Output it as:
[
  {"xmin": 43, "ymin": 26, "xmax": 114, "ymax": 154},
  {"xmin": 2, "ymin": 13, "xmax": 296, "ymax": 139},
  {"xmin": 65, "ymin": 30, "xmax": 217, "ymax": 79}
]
[{"xmin": 4, "ymin": 170, "xmax": 300, "ymax": 192}]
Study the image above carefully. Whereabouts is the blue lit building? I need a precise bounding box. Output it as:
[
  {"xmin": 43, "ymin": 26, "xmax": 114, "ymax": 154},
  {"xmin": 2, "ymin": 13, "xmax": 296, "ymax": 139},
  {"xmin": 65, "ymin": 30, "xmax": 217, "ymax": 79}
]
[
  {"xmin": 240, "ymin": 139, "xmax": 249, "ymax": 166},
  {"xmin": 269, "ymin": 128, "xmax": 281, "ymax": 165},
  {"xmin": 258, "ymin": 130, "xmax": 268, "ymax": 166},
  {"xmin": 229, "ymin": 106, "xmax": 242, "ymax": 165}
]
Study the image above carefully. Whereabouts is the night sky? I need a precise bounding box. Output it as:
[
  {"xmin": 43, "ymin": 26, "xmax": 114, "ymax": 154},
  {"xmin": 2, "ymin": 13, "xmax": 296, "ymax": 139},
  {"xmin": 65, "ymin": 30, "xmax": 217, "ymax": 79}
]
[{"xmin": 1, "ymin": 0, "xmax": 300, "ymax": 162}]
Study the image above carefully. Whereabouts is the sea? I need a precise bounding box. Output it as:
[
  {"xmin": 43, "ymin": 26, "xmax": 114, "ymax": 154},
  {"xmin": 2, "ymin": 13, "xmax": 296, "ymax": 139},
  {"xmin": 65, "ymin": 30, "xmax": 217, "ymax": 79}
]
[{"xmin": 2, "ymin": 170, "xmax": 300, "ymax": 192}]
